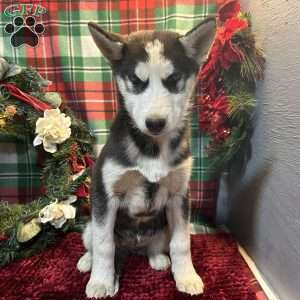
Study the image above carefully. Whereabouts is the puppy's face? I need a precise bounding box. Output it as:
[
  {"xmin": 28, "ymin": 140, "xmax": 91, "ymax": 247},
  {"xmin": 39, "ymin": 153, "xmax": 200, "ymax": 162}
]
[
  {"xmin": 114, "ymin": 32, "xmax": 199, "ymax": 138},
  {"xmin": 89, "ymin": 19, "xmax": 216, "ymax": 137}
]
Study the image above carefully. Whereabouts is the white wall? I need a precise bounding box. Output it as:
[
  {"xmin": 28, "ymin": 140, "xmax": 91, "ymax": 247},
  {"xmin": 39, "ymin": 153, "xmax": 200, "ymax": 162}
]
[{"xmin": 218, "ymin": 1, "xmax": 300, "ymax": 299}]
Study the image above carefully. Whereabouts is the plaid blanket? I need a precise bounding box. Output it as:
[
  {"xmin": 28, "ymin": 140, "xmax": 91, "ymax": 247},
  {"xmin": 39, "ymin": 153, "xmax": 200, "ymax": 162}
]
[{"xmin": 0, "ymin": 0, "xmax": 219, "ymax": 223}]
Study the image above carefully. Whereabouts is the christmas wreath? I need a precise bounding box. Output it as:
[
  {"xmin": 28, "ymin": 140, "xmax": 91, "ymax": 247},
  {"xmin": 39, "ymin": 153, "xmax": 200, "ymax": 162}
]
[
  {"xmin": 0, "ymin": 59, "xmax": 95, "ymax": 266},
  {"xmin": 0, "ymin": 0, "xmax": 264, "ymax": 267}
]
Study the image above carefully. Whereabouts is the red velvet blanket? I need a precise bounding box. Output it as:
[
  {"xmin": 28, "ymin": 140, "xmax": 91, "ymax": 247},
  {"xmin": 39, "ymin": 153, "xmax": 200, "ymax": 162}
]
[{"xmin": 0, "ymin": 233, "xmax": 267, "ymax": 300}]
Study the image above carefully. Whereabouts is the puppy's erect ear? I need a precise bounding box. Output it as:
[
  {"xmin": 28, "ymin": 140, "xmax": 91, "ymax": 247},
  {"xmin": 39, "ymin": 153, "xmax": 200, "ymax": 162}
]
[
  {"xmin": 179, "ymin": 17, "xmax": 216, "ymax": 64},
  {"xmin": 88, "ymin": 22, "xmax": 125, "ymax": 62}
]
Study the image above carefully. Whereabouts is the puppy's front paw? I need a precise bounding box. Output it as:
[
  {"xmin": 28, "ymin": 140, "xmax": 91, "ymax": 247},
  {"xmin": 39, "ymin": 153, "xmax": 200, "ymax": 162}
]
[
  {"xmin": 86, "ymin": 278, "xmax": 119, "ymax": 299},
  {"xmin": 175, "ymin": 271, "xmax": 204, "ymax": 295}
]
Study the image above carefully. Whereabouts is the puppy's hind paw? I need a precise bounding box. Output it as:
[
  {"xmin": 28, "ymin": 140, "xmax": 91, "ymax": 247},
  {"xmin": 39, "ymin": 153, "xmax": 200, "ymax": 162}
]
[
  {"xmin": 77, "ymin": 252, "xmax": 92, "ymax": 273},
  {"xmin": 149, "ymin": 254, "xmax": 171, "ymax": 271}
]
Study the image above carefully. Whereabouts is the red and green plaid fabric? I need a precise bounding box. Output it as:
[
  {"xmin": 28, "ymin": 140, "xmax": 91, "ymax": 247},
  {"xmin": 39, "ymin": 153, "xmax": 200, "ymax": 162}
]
[{"xmin": 0, "ymin": 0, "xmax": 219, "ymax": 223}]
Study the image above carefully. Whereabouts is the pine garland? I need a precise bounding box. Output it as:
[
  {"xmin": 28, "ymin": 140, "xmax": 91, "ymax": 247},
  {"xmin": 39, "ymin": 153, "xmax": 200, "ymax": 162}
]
[{"xmin": 0, "ymin": 202, "xmax": 24, "ymax": 234}]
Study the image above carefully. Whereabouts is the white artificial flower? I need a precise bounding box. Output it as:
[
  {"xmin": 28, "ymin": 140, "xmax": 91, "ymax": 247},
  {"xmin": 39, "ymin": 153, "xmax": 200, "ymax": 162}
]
[
  {"xmin": 38, "ymin": 196, "xmax": 77, "ymax": 229},
  {"xmin": 0, "ymin": 57, "xmax": 22, "ymax": 80},
  {"xmin": 33, "ymin": 108, "xmax": 71, "ymax": 153}
]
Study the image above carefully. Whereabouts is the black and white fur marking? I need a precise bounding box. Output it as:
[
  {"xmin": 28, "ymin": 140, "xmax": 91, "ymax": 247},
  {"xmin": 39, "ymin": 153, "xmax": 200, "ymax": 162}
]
[{"xmin": 77, "ymin": 18, "xmax": 216, "ymax": 299}]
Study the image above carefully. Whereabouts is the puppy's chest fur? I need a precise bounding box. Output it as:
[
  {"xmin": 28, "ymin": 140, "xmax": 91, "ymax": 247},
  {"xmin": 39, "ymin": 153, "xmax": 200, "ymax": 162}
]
[
  {"xmin": 113, "ymin": 170, "xmax": 168, "ymax": 217},
  {"xmin": 108, "ymin": 132, "xmax": 192, "ymax": 248},
  {"xmin": 112, "ymin": 134, "xmax": 191, "ymax": 218}
]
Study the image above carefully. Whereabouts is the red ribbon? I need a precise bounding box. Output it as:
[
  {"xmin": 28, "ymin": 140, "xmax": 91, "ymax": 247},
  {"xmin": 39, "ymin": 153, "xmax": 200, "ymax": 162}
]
[{"xmin": 0, "ymin": 83, "xmax": 52, "ymax": 112}]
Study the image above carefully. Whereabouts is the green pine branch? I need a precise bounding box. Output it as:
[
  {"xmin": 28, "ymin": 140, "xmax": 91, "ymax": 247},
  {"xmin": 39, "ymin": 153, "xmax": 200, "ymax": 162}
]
[
  {"xmin": 208, "ymin": 90, "xmax": 255, "ymax": 173},
  {"xmin": 232, "ymin": 13, "xmax": 266, "ymax": 84}
]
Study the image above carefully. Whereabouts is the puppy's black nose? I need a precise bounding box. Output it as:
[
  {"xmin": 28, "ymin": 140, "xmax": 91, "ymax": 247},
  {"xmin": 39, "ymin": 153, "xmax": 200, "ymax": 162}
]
[{"xmin": 145, "ymin": 118, "xmax": 166, "ymax": 134}]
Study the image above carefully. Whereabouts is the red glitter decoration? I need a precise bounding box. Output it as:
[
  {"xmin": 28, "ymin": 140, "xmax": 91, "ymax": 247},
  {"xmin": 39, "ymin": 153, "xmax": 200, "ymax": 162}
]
[
  {"xmin": 217, "ymin": 0, "xmax": 241, "ymax": 22},
  {"xmin": 0, "ymin": 232, "xmax": 265, "ymax": 300},
  {"xmin": 198, "ymin": 1, "xmax": 248, "ymax": 144}
]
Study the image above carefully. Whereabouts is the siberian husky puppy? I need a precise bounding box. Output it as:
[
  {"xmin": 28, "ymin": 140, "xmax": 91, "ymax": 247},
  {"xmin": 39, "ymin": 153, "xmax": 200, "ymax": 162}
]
[{"xmin": 77, "ymin": 18, "xmax": 216, "ymax": 299}]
